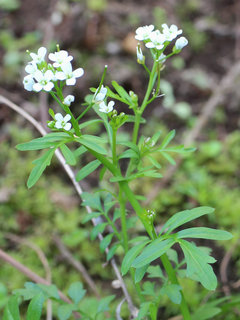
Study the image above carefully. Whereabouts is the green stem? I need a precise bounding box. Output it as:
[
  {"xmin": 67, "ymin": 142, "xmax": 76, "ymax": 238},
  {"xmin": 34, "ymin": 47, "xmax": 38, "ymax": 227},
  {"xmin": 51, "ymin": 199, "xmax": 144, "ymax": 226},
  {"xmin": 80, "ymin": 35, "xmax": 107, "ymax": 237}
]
[
  {"xmin": 50, "ymin": 91, "xmax": 81, "ymax": 136},
  {"xmin": 139, "ymin": 60, "xmax": 158, "ymax": 114},
  {"xmin": 112, "ymin": 128, "xmax": 118, "ymax": 167},
  {"xmin": 85, "ymin": 149, "xmax": 191, "ymax": 319}
]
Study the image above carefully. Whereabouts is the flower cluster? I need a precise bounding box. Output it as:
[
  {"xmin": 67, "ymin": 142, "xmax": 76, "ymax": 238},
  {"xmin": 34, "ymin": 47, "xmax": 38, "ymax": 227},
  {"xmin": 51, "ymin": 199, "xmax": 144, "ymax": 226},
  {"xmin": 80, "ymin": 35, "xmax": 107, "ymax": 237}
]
[
  {"xmin": 93, "ymin": 85, "xmax": 115, "ymax": 114},
  {"xmin": 23, "ymin": 47, "xmax": 84, "ymax": 93},
  {"xmin": 135, "ymin": 23, "xmax": 188, "ymax": 62}
]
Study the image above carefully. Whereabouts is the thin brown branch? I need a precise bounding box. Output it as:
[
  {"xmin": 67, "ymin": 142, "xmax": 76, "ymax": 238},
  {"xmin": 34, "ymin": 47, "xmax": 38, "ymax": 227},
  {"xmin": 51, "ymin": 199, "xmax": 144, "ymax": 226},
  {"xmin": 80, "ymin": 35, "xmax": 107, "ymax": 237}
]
[
  {"xmin": 0, "ymin": 94, "xmax": 137, "ymax": 317},
  {"xmin": 145, "ymin": 61, "xmax": 240, "ymax": 205},
  {"xmin": 5, "ymin": 233, "xmax": 51, "ymax": 283},
  {"xmin": 0, "ymin": 248, "xmax": 70, "ymax": 304},
  {"xmin": 53, "ymin": 235, "xmax": 100, "ymax": 298}
]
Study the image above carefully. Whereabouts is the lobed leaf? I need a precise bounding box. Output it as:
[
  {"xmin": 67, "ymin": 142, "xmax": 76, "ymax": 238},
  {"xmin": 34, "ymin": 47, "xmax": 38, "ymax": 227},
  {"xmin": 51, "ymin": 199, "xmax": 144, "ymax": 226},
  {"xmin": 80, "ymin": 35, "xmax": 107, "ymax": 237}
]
[
  {"xmin": 27, "ymin": 149, "xmax": 55, "ymax": 188},
  {"xmin": 159, "ymin": 206, "xmax": 215, "ymax": 236},
  {"xmin": 121, "ymin": 240, "xmax": 150, "ymax": 276},
  {"xmin": 68, "ymin": 282, "xmax": 86, "ymax": 305},
  {"xmin": 179, "ymin": 240, "xmax": 217, "ymax": 290},
  {"xmin": 132, "ymin": 238, "xmax": 176, "ymax": 268},
  {"xmin": 160, "ymin": 284, "xmax": 182, "ymax": 305}
]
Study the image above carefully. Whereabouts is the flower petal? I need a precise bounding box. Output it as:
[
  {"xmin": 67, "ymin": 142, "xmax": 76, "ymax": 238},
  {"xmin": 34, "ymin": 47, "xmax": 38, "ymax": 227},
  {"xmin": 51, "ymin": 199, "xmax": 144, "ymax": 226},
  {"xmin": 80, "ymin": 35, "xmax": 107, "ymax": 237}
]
[
  {"xmin": 55, "ymin": 113, "xmax": 64, "ymax": 121},
  {"xmin": 64, "ymin": 114, "xmax": 71, "ymax": 122},
  {"xmin": 55, "ymin": 121, "xmax": 62, "ymax": 129},
  {"xmin": 33, "ymin": 83, "xmax": 42, "ymax": 92},
  {"xmin": 73, "ymin": 68, "xmax": 84, "ymax": 78},
  {"xmin": 64, "ymin": 123, "xmax": 72, "ymax": 131},
  {"xmin": 66, "ymin": 78, "xmax": 76, "ymax": 86}
]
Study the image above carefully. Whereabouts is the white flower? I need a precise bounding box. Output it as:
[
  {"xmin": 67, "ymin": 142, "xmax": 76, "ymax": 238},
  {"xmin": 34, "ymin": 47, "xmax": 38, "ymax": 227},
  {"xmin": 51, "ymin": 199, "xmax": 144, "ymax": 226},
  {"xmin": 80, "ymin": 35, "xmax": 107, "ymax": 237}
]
[
  {"xmin": 175, "ymin": 36, "xmax": 188, "ymax": 50},
  {"xmin": 63, "ymin": 95, "xmax": 75, "ymax": 106},
  {"xmin": 55, "ymin": 62, "xmax": 84, "ymax": 85},
  {"xmin": 158, "ymin": 53, "xmax": 166, "ymax": 63},
  {"xmin": 29, "ymin": 47, "xmax": 47, "ymax": 64},
  {"xmin": 135, "ymin": 25, "xmax": 154, "ymax": 41},
  {"xmin": 33, "ymin": 70, "xmax": 54, "ymax": 92},
  {"xmin": 49, "ymin": 50, "xmax": 73, "ymax": 68},
  {"xmin": 136, "ymin": 45, "xmax": 145, "ymax": 64},
  {"xmin": 55, "ymin": 113, "xmax": 72, "ymax": 131},
  {"xmin": 162, "ymin": 24, "xmax": 182, "ymax": 41},
  {"xmin": 94, "ymin": 85, "xmax": 107, "ymax": 102},
  {"xmin": 99, "ymin": 100, "xmax": 114, "ymax": 113},
  {"xmin": 145, "ymin": 30, "xmax": 165, "ymax": 50},
  {"xmin": 23, "ymin": 75, "xmax": 35, "ymax": 91},
  {"xmin": 25, "ymin": 62, "xmax": 38, "ymax": 75}
]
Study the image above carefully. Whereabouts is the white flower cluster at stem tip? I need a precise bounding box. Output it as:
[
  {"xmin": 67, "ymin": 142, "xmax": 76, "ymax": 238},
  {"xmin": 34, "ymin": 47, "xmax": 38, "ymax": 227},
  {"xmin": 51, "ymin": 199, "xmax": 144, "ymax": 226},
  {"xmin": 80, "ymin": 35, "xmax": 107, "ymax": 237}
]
[
  {"xmin": 93, "ymin": 85, "xmax": 115, "ymax": 114},
  {"xmin": 23, "ymin": 47, "xmax": 84, "ymax": 92},
  {"xmin": 135, "ymin": 23, "xmax": 188, "ymax": 61}
]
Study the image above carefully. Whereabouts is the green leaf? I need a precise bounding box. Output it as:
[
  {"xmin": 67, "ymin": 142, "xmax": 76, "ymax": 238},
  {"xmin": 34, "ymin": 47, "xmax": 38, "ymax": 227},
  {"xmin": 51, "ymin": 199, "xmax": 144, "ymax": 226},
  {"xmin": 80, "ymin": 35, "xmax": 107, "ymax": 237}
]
[
  {"xmin": 159, "ymin": 130, "xmax": 176, "ymax": 149},
  {"xmin": 82, "ymin": 212, "xmax": 102, "ymax": 224},
  {"xmin": 121, "ymin": 241, "xmax": 150, "ymax": 275},
  {"xmin": 125, "ymin": 115, "xmax": 146, "ymax": 124},
  {"xmin": 161, "ymin": 151, "xmax": 176, "ymax": 165},
  {"xmin": 159, "ymin": 206, "xmax": 215, "ymax": 236},
  {"xmin": 74, "ymin": 146, "xmax": 87, "ymax": 157},
  {"xmin": 37, "ymin": 284, "xmax": 60, "ymax": 300},
  {"xmin": 152, "ymin": 131, "xmax": 162, "ymax": 144},
  {"xmin": 118, "ymin": 149, "xmax": 139, "ymax": 160},
  {"xmin": 3, "ymin": 296, "xmax": 20, "ymax": 320},
  {"xmin": 141, "ymin": 282, "xmax": 155, "ymax": 296},
  {"xmin": 177, "ymin": 227, "xmax": 233, "ymax": 241},
  {"xmin": 68, "ymin": 282, "xmax": 86, "ymax": 305},
  {"xmin": 111, "ymin": 81, "xmax": 131, "ymax": 104},
  {"xmin": 81, "ymin": 134, "xmax": 107, "ymax": 144},
  {"xmin": 16, "ymin": 133, "xmax": 71, "ymax": 151},
  {"xmin": 79, "ymin": 119, "xmax": 102, "ymax": 129},
  {"xmin": 81, "ymin": 192, "xmax": 102, "ymax": 211},
  {"xmin": 147, "ymin": 155, "xmax": 161, "ymax": 169},
  {"xmin": 76, "ymin": 160, "xmax": 101, "ymax": 181},
  {"xmin": 76, "ymin": 136, "xmax": 107, "ymax": 155},
  {"xmin": 135, "ymin": 264, "xmax": 149, "ymax": 283},
  {"xmin": 99, "ymin": 166, "xmax": 107, "ymax": 180},
  {"xmin": 97, "ymin": 295, "xmax": 115, "ymax": 313},
  {"xmin": 192, "ymin": 305, "xmax": 221, "ymax": 320},
  {"xmin": 137, "ymin": 302, "xmax": 151, "ymax": 319},
  {"xmin": 160, "ymin": 284, "xmax": 182, "ymax": 305},
  {"xmin": 117, "ymin": 140, "xmax": 139, "ymax": 154},
  {"xmin": 100, "ymin": 234, "xmax": 114, "ymax": 252},
  {"xmin": 27, "ymin": 149, "xmax": 55, "ymax": 188},
  {"xmin": 3, "ymin": 306, "xmax": 15, "ymax": 320},
  {"xmin": 142, "ymin": 170, "xmax": 163, "ymax": 178},
  {"xmin": 60, "ymin": 144, "xmax": 76, "ymax": 166},
  {"xmin": 132, "ymin": 238, "xmax": 176, "ymax": 268},
  {"xmin": 107, "ymin": 243, "xmax": 119, "ymax": 261},
  {"xmin": 57, "ymin": 304, "xmax": 74, "ymax": 320},
  {"xmin": 90, "ymin": 223, "xmax": 108, "ymax": 240},
  {"xmin": 26, "ymin": 293, "xmax": 45, "ymax": 320},
  {"xmin": 147, "ymin": 265, "xmax": 164, "ymax": 279},
  {"xmin": 106, "ymin": 86, "xmax": 124, "ymax": 102},
  {"xmin": 179, "ymin": 240, "xmax": 217, "ymax": 290},
  {"xmin": 16, "ymin": 140, "xmax": 56, "ymax": 151}
]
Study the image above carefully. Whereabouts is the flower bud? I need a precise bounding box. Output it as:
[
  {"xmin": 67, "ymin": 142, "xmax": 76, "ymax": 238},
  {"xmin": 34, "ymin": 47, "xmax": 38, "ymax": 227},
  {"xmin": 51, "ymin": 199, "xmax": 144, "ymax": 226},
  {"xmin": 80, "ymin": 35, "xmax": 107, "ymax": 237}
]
[
  {"xmin": 136, "ymin": 44, "xmax": 145, "ymax": 64},
  {"xmin": 174, "ymin": 37, "xmax": 188, "ymax": 51}
]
